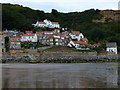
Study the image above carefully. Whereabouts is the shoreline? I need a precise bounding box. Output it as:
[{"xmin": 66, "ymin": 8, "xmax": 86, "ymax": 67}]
[
  {"xmin": 1, "ymin": 56, "xmax": 120, "ymax": 63},
  {"xmin": 1, "ymin": 50, "xmax": 120, "ymax": 63}
]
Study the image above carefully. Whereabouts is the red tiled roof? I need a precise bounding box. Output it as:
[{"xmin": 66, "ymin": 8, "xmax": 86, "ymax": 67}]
[
  {"xmin": 10, "ymin": 37, "xmax": 21, "ymax": 42},
  {"xmin": 82, "ymin": 38, "xmax": 88, "ymax": 41},
  {"xmin": 76, "ymin": 34, "xmax": 79, "ymax": 36},
  {"xmin": 52, "ymin": 22, "xmax": 59, "ymax": 24},
  {"xmin": 71, "ymin": 31, "xmax": 80, "ymax": 33},
  {"xmin": 22, "ymin": 34, "xmax": 35, "ymax": 36},
  {"xmin": 37, "ymin": 21, "xmax": 46, "ymax": 24},
  {"xmin": 73, "ymin": 41, "xmax": 88, "ymax": 45},
  {"xmin": 36, "ymin": 32, "xmax": 44, "ymax": 34},
  {"xmin": 54, "ymin": 38, "xmax": 62, "ymax": 40},
  {"xmin": 25, "ymin": 31, "xmax": 32, "ymax": 33},
  {"xmin": 54, "ymin": 33, "xmax": 61, "ymax": 36}
]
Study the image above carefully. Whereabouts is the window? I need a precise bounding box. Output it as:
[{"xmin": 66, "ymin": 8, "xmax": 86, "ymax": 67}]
[
  {"xmin": 56, "ymin": 43, "xmax": 59, "ymax": 45},
  {"xmin": 50, "ymin": 39, "xmax": 53, "ymax": 41},
  {"xmin": 55, "ymin": 39, "xmax": 58, "ymax": 41},
  {"xmin": 11, "ymin": 42, "xmax": 14, "ymax": 44},
  {"xmin": 50, "ymin": 43, "xmax": 53, "ymax": 45},
  {"xmin": 16, "ymin": 42, "xmax": 20, "ymax": 44}
]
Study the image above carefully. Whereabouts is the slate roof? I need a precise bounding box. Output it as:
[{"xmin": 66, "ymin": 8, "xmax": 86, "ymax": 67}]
[{"xmin": 106, "ymin": 42, "xmax": 117, "ymax": 47}]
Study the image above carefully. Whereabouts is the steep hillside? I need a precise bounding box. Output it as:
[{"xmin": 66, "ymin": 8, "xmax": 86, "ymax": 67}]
[{"xmin": 2, "ymin": 3, "xmax": 120, "ymax": 51}]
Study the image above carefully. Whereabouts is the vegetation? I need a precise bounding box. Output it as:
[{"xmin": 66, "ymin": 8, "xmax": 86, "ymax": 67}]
[{"xmin": 2, "ymin": 3, "xmax": 120, "ymax": 51}]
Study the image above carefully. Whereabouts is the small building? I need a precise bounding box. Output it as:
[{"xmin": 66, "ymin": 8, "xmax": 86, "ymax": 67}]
[
  {"xmin": 81, "ymin": 38, "xmax": 88, "ymax": 43},
  {"xmin": 9, "ymin": 37, "xmax": 21, "ymax": 49},
  {"xmin": 36, "ymin": 32, "xmax": 44, "ymax": 43},
  {"xmin": 32, "ymin": 19, "xmax": 60, "ymax": 28},
  {"xmin": 69, "ymin": 31, "xmax": 84, "ymax": 41},
  {"xmin": 25, "ymin": 31, "xmax": 33, "ymax": 34},
  {"xmin": 46, "ymin": 36, "xmax": 64, "ymax": 46},
  {"xmin": 21, "ymin": 34, "xmax": 38, "ymax": 42},
  {"xmin": 67, "ymin": 41, "xmax": 89, "ymax": 49},
  {"xmin": 106, "ymin": 42, "xmax": 117, "ymax": 54}
]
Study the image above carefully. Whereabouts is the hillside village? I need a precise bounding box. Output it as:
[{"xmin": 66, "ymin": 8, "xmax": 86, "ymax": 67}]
[{"xmin": 0, "ymin": 19, "xmax": 102, "ymax": 54}]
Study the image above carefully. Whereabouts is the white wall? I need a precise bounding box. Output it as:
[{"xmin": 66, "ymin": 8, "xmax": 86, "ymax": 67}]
[
  {"xmin": 78, "ymin": 33, "xmax": 84, "ymax": 41},
  {"xmin": 106, "ymin": 47, "xmax": 117, "ymax": 54},
  {"xmin": 21, "ymin": 34, "xmax": 38, "ymax": 42}
]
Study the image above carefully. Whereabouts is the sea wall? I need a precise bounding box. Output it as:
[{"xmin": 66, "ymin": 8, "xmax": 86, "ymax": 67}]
[{"xmin": 1, "ymin": 51, "xmax": 120, "ymax": 62}]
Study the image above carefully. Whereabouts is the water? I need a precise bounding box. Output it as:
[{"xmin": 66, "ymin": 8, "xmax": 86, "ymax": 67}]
[{"xmin": 1, "ymin": 63, "xmax": 119, "ymax": 88}]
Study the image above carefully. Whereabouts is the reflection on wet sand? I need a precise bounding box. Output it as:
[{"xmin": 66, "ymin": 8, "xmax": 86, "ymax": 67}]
[{"xmin": 2, "ymin": 63, "xmax": 118, "ymax": 88}]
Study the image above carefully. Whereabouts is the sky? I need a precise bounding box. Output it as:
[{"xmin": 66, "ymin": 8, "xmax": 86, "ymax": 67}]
[{"xmin": 1, "ymin": 0, "xmax": 119, "ymax": 13}]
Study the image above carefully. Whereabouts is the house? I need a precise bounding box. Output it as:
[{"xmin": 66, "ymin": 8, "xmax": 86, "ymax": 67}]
[
  {"xmin": 69, "ymin": 31, "xmax": 84, "ymax": 41},
  {"xmin": 36, "ymin": 32, "xmax": 44, "ymax": 43},
  {"xmin": 53, "ymin": 33, "xmax": 62, "ymax": 38},
  {"xmin": 81, "ymin": 38, "xmax": 88, "ymax": 43},
  {"xmin": 67, "ymin": 41, "xmax": 89, "ymax": 50},
  {"xmin": 106, "ymin": 42, "xmax": 117, "ymax": 54},
  {"xmin": 54, "ymin": 37, "xmax": 64, "ymax": 46},
  {"xmin": 46, "ymin": 36, "xmax": 54, "ymax": 45},
  {"xmin": 33, "ymin": 19, "xmax": 60, "ymax": 28},
  {"xmin": 41, "ymin": 34, "xmax": 52, "ymax": 44},
  {"xmin": 45, "ymin": 35, "xmax": 65, "ymax": 46},
  {"xmin": 21, "ymin": 34, "xmax": 38, "ymax": 42},
  {"xmin": 9, "ymin": 37, "xmax": 21, "ymax": 49},
  {"xmin": 25, "ymin": 31, "xmax": 33, "ymax": 34}
]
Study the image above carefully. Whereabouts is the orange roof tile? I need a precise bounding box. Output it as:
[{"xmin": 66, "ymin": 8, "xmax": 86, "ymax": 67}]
[
  {"xmin": 54, "ymin": 37, "xmax": 62, "ymax": 40},
  {"xmin": 54, "ymin": 33, "xmax": 61, "ymax": 36},
  {"xmin": 36, "ymin": 32, "xmax": 44, "ymax": 34},
  {"xmin": 38, "ymin": 21, "xmax": 46, "ymax": 24},
  {"xmin": 25, "ymin": 31, "xmax": 33, "ymax": 33},
  {"xmin": 22, "ymin": 34, "xmax": 35, "ymax": 36},
  {"xmin": 73, "ymin": 41, "xmax": 88, "ymax": 45},
  {"xmin": 82, "ymin": 38, "xmax": 88, "ymax": 41}
]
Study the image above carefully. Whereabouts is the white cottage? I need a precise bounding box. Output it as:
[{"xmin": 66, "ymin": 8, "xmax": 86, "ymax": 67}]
[
  {"xmin": 21, "ymin": 34, "xmax": 38, "ymax": 42},
  {"xmin": 33, "ymin": 19, "xmax": 60, "ymax": 28},
  {"xmin": 106, "ymin": 42, "xmax": 117, "ymax": 54},
  {"xmin": 69, "ymin": 31, "xmax": 84, "ymax": 41}
]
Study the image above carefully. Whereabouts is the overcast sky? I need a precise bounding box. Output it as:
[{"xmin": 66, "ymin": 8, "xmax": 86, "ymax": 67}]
[{"xmin": 1, "ymin": 0, "xmax": 119, "ymax": 13}]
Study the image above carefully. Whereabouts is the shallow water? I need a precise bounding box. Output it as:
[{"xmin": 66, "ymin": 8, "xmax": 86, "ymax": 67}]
[{"xmin": 1, "ymin": 63, "xmax": 119, "ymax": 88}]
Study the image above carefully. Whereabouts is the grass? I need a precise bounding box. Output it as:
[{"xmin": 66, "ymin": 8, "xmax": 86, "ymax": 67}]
[{"xmin": 42, "ymin": 46, "xmax": 94, "ymax": 53}]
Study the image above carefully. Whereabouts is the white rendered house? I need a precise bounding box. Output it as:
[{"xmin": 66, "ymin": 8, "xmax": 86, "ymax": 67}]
[
  {"xmin": 69, "ymin": 31, "xmax": 84, "ymax": 41},
  {"xmin": 33, "ymin": 19, "xmax": 60, "ymax": 28},
  {"xmin": 106, "ymin": 42, "xmax": 117, "ymax": 54},
  {"xmin": 21, "ymin": 34, "xmax": 38, "ymax": 42},
  {"xmin": 67, "ymin": 41, "xmax": 88, "ymax": 49}
]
